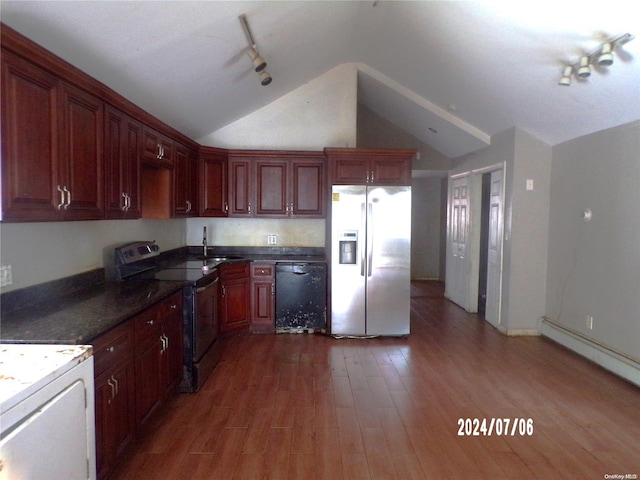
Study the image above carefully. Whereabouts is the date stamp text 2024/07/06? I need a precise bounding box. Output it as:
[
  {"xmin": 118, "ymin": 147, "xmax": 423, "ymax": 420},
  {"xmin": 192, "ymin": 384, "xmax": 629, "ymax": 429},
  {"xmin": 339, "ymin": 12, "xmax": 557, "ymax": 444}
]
[{"xmin": 457, "ymin": 417, "xmax": 638, "ymax": 480}]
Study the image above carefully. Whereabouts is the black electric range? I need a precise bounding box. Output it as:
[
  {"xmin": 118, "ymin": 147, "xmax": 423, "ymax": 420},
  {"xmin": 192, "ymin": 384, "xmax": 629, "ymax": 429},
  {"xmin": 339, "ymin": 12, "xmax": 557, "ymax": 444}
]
[{"xmin": 114, "ymin": 241, "xmax": 227, "ymax": 392}]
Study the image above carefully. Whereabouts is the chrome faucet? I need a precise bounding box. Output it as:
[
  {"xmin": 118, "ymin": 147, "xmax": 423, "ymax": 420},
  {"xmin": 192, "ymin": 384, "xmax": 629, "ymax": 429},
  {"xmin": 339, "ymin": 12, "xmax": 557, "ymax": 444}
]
[{"xmin": 203, "ymin": 226, "xmax": 208, "ymax": 257}]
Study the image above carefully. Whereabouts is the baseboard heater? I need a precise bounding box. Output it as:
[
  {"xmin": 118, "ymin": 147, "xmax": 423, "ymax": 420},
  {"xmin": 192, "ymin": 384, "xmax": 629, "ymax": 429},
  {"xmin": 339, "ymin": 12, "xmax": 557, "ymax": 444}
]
[{"xmin": 540, "ymin": 318, "xmax": 640, "ymax": 387}]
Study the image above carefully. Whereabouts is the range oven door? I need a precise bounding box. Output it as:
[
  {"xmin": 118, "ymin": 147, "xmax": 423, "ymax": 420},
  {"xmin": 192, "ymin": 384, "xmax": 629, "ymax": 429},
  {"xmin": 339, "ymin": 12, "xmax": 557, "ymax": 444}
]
[{"xmin": 194, "ymin": 277, "xmax": 219, "ymax": 362}]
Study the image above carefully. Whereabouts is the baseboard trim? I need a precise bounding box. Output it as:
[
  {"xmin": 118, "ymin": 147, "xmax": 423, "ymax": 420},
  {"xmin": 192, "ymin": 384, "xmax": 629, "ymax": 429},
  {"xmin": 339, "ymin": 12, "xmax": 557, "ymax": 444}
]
[{"xmin": 540, "ymin": 318, "xmax": 640, "ymax": 387}]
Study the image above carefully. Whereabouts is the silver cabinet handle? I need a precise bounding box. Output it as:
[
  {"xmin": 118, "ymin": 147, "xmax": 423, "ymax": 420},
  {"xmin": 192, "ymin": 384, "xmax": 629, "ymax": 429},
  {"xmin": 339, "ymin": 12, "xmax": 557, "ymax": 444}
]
[
  {"xmin": 156, "ymin": 143, "xmax": 162, "ymax": 160},
  {"xmin": 248, "ymin": 203, "xmax": 251, "ymax": 214},
  {"xmin": 63, "ymin": 186, "xmax": 71, "ymax": 209},
  {"xmin": 121, "ymin": 192, "xmax": 127, "ymax": 211},
  {"xmin": 224, "ymin": 202, "xmax": 229, "ymax": 213},
  {"xmin": 186, "ymin": 200, "xmax": 192, "ymax": 212},
  {"xmin": 57, "ymin": 185, "xmax": 65, "ymax": 210},
  {"xmin": 107, "ymin": 377, "xmax": 114, "ymax": 401},
  {"xmin": 112, "ymin": 376, "xmax": 119, "ymax": 396},
  {"xmin": 126, "ymin": 194, "xmax": 131, "ymax": 210}
]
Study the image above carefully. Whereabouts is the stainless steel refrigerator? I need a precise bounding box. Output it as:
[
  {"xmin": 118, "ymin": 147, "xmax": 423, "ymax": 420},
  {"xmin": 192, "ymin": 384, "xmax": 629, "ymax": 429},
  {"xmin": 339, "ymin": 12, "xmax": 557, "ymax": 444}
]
[{"xmin": 330, "ymin": 185, "xmax": 411, "ymax": 336}]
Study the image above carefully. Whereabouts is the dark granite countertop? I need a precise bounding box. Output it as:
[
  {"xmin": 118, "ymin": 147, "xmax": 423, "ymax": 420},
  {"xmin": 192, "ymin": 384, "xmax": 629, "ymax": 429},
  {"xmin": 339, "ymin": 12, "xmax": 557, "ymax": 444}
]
[
  {"xmin": 0, "ymin": 246, "xmax": 327, "ymax": 346},
  {"xmin": 0, "ymin": 280, "xmax": 183, "ymax": 345}
]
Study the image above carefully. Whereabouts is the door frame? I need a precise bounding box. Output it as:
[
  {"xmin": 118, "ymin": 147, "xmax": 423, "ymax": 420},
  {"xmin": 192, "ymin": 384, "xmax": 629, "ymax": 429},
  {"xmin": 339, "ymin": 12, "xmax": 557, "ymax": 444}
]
[{"xmin": 446, "ymin": 162, "xmax": 505, "ymax": 323}]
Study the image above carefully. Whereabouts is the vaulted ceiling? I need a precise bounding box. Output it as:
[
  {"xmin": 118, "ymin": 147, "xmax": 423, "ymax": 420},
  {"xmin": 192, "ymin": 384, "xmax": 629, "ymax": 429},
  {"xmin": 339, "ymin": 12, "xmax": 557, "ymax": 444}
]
[{"xmin": 2, "ymin": 1, "xmax": 639, "ymax": 158}]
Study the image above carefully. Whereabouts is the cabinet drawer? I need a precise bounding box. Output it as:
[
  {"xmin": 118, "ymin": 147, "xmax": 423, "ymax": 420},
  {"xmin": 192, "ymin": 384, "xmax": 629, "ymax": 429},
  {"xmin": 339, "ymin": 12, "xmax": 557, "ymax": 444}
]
[
  {"xmin": 93, "ymin": 322, "xmax": 133, "ymax": 377},
  {"xmin": 219, "ymin": 261, "xmax": 250, "ymax": 280},
  {"xmin": 251, "ymin": 263, "xmax": 274, "ymax": 278},
  {"xmin": 134, "ymin": 306, "xmax": 161, "ymax": 344},
  {"xmin": 160, "ymin": 291, "xmax": 183, "ymax": 319}
]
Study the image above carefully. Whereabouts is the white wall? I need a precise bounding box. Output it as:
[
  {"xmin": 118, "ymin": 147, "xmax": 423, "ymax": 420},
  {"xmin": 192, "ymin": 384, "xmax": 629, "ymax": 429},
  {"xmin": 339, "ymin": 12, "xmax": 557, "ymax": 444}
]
[
  {"xmin": 198, "ymin": 64, "xmax": 358, "ymax": 150},
  {"xmin": 0, "ymin": 219, "xmax": 186, "ymax": 292},
  {"xmin": 410, "ymin": 176, "xmax": 444, "ymax": 279},
  {"xmin": 186, "ymin": 218, "xmax": 325, "ymax": 248},
  {"xmin": 545, "ymin": 120, "xmax": 640, "ymax": 361}
]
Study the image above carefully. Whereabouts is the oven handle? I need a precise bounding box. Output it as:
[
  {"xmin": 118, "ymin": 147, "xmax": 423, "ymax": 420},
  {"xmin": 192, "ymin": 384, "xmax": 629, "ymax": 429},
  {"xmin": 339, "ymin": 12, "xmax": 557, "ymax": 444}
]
[{"xmin": 196, "ymin": 277, "xmax": 219, "ymax": 293}]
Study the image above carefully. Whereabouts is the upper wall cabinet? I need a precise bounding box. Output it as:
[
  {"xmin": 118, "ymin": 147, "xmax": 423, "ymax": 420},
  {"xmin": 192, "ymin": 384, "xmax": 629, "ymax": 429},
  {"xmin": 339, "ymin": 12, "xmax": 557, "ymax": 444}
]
[
  {"xmin": 1, "ymin": 51, "xmax": 104, "ymax": 222},
  {"xmin": 325, "ymin": 148, "xmax": 415, "ymax": 186},
  {"xmin": 227, "ymin": 150, "xmax": 326, "ymax": 218},
  {"xmin": 142, "ymin": 126, "xmax": 174, "ymax": 168},
  {"xmin": 199, "ymin": 147, "xmax": 228, "ymax": 217},
  {"xmin": 173, "ymin": 143, "xmax": 198, "ymax": 217},
  {"xmin": 104, "ymin": 105, "xmax": 141, "ymax": 219}
]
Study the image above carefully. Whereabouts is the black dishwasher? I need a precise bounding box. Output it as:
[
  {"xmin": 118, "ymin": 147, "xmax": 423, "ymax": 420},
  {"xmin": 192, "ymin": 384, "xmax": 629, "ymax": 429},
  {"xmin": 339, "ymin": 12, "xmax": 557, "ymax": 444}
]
[{"xmin": 275, "ymin": 262, "xmax": 327, "ymax": 332}]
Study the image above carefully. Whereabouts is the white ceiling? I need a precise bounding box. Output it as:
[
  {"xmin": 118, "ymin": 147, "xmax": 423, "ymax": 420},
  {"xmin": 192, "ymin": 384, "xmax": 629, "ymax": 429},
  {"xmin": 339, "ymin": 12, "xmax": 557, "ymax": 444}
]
[{"xmin": 2, "ymin": 1, "xmax": 639, "ymax": 158}]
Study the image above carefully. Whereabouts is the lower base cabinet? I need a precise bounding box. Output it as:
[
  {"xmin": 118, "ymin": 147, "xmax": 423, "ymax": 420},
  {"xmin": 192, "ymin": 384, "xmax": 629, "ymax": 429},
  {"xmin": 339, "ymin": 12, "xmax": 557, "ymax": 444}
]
[
  {"xmin": 93, "ymin": 290, "xmax": 183, "ymax": 479},
  {"xmin": 250, "ymin": 262, "xmax": 275, "ymax": 333},
  {"xmin": 219, "ymin": 262, "xmax": 251, "ymax": 334}
]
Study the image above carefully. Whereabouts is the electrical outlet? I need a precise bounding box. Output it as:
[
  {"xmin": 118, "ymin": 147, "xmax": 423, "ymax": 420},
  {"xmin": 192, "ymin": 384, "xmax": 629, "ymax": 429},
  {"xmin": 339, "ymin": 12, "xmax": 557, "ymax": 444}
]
[
  {"xmin": 586, "ymin": 315, "xmax": 594, "ymax": 330},
  {"xmin": 0, "ymin": 265, "xmax": 13, "ymax": 287},
  {"xmin": 266, "ymin": 234, "xmax": 277, "ymax": 246}
]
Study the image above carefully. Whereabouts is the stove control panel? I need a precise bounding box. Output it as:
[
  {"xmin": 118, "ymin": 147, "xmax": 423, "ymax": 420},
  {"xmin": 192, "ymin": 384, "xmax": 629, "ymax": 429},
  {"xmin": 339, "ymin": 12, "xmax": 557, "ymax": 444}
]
[{"xmin": 115, "ymin": 241, "xmax": 160, "ymax": 266}]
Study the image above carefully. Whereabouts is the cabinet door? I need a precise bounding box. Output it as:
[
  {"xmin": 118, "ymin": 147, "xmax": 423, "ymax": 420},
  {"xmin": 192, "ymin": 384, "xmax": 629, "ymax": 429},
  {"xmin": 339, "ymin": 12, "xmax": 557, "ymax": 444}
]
[
  {"xmin": 174, "ymin": 144, "xmax": 197, "ymax": 217},
  {"xmin": 1, "ymin": 52, "xmax": 61, "ymax": 221},
  {"xmin": 228, "ymin": 158, "xmax": 252, "ymax": 216},
  {"xmin": 330, "ymin": 157, "xmax": 369, "ymax": 185},
  {"xmin": 370, "ymin": 156, "xmax": 411, "ymax": 185},
  {"xmin": 95, "ymin": 362, "xmax": 135, "ymax": 480},
  {"xmin": 142, "ymin": 126, "xmax": 173, "ymax": 167},
  {"xmin": 161, "ymin": 293, "xmax": 184, "ymax": 393},
  {"xmin": 134, "ymin": 337, "xmax": 162, "ymax": 428},
  {"xmin": 134, "ymin": 307, "xmax": 162, "ymax": 428},
  {"xmin": 104, "ymin": 106, "xmax": 141, "ymax": 219},
  {"xmin": 220, "ymin": 277, "xmax": 250, "ymax": 332},
  {"xmin": 59, "ymin": 82, "xmax": 104, "ymax": 220},
  {"xmin": 200, "ymin": 150, "xmax": 228, "ymax": 217},
  {"xmin": 256, "ymin": 159, "xmax": 287, "ymax": 216},
  {"xmin": 291, "ymin": 158, "xmax": 324, "ymax": 217}
]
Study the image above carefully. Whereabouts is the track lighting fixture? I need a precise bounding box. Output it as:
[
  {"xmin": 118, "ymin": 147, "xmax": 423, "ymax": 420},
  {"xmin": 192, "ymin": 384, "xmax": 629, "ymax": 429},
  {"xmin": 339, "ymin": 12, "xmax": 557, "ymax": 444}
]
[
  {"xmin": 558, "ymin": 33, "xmax": 634, "ymax": 86},
  {"xmin": 239, "ymin": 14, "xmax": 272, "ymax": 86},
  {"xmin": 597, "ymin": 42, "xmax": 614, "ymax": 66},
  {"xmin": 247, "ymin": 47, "xmax": 267, "ymax": 72},
  {"xmin": 577, "ymin": 56, "xmax": 591, "ymax": 77},
  {"xmin": 558, "ymin": 66, "xmax": 573, "ymax": 86}
]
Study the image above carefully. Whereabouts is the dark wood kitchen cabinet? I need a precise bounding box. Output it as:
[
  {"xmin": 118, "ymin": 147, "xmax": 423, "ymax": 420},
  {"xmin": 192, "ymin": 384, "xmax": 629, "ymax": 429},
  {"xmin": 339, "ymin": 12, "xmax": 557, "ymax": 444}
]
[
  {"xmin": 227, "ymin": 156, "xmax": 252, "ymax": 216},
  {"xmin": 219, "ymin": 261, "xmax": 251, "ymax": 334},
  {"xmin": 250, "ymin": 262, "xmax": 275, "ymax": 333},
  {"xmin": 325, "ymin": 148, "xmax": 414, "ymax": 186},
  {"xmin": 92, "ymin": 291, "xmax": 182, "ymax": 480},
  {"xmin": 104, "ymin": 105, "xmax": 141, "ymax": 219},
  {"xmin": 133, "ymin": 291, "xmax": 183, "ymax": 429},
  {"xmin": 93, "ymin": 321, "xmax": 135, "ymax": 480},
  {"xmin": 1, "ymin": 51, "xmax": 104, "ymax": 221},
  {"xmin": 199, "ymin": 147, "xmax": 228, "ymax": 217},
  {"xmin": 141, "ymin": 125, "xmax": 174, "ymax": 168},
  {"xmin": 227, "ymin": 150, "xmax": 325, "ymax": 218},
  {"xmin": 173, "ymin": 143, "xmax": 198, "ymax": 217}
]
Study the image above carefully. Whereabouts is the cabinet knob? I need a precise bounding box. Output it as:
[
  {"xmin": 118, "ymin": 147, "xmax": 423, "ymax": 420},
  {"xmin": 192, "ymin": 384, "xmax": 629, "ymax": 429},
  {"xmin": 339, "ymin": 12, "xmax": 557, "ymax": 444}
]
[
  {"xmin": 170, "ymin": 304, "xmax": 178, "ymax": 310},
  {"xmin": 147, "ymin": 319, "xmax": 154, "ymax": 325},
  {"xmin": 108, "ymin": 346, "xmax": 115, "ymax": 353}
]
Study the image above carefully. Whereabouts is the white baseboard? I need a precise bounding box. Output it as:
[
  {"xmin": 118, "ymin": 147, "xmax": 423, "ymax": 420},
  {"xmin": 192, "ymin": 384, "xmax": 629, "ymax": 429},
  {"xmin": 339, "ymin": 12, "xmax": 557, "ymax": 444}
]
[{"xmin": 540, "ymin": 319, "xmax": 640, "ymax": 387}]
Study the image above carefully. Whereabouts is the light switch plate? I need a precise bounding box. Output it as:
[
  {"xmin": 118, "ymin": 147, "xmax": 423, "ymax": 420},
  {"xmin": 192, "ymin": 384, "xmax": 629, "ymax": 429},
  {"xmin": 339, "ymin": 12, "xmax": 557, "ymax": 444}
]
[{"xmin": 0, "ymin": 265, "xmax": 13, "ymax": 287}]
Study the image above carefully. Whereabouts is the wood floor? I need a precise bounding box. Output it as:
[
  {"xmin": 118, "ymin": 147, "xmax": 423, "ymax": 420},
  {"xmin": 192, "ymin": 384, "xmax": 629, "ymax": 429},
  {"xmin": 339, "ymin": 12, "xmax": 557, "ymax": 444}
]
[{"xmin": 112, "ymin": 281, "xmax": 640, "ymax": 479}]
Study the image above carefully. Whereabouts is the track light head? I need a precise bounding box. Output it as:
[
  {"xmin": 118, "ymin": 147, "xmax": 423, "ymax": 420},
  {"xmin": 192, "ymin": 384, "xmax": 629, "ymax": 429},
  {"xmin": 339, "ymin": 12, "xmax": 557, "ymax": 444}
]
[
  {"xmin": 577, "ymin": 56, "xmax": 591, "ymax": 78},
  {"xmin": 259, "ymin": 70, "xmax": 272, "ymax": 86},
  {"xmin": 247, "ymin": 48, "xmax": 267, "ymax": 72},
  {"xmin": 597, "ymin": 42, "xmax": 614, "ymax": 66},
  {"xmin": 558, "ymin": 66, "xmax": 572, "ymax": 86}
]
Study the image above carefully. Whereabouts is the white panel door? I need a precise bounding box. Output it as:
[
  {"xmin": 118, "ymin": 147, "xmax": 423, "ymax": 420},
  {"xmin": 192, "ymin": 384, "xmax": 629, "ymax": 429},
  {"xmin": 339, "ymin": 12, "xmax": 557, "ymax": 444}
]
[
  {"xmin": 485, "ymin": 169, "xmax": 504, "ymax": 327},
  {"xmin": 447, "ymin": 176, "xmax": 470, "ymax": 309}
]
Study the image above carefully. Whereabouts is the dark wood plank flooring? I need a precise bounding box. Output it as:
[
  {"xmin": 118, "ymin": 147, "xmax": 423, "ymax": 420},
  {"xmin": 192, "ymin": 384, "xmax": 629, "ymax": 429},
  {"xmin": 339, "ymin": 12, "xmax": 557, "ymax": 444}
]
[{"xmin": 112, "ymin": 281, "xmax": 640, "ymax": 479}]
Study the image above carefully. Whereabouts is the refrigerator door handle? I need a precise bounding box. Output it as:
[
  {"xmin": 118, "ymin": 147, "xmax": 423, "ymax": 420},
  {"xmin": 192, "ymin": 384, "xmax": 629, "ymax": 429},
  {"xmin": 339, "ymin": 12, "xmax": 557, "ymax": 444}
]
[
  {"xmin": 360, "ymin": 202, "xmax": 367, "ymax": 277},
  {"xmin": 367, "ymin": 202, "xmax": 373, "ymax": 277}
]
